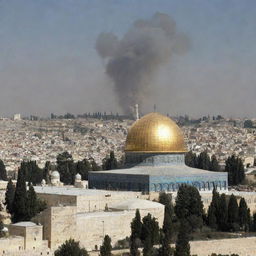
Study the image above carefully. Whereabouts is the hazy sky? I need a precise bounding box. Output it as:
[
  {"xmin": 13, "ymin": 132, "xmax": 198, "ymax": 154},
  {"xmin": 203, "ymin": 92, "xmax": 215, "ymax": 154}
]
[{"xmin": 0, "ymin": 0, "xmax": 256, "ymax": 118}]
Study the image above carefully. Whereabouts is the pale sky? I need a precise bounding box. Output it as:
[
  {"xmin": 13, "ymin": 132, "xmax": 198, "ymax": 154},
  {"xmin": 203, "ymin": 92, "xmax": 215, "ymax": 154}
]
[{"xmin": 0, "ymin": 0, "xmax": 256, "ymax": 118}]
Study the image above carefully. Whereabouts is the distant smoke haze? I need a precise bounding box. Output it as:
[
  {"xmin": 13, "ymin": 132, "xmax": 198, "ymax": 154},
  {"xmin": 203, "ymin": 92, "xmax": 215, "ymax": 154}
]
[
  {"xmin": 1, "ymin": 1, "xmax": 256, "ymax": 118},
  {"xmin": 96, "ymin": 12, "xmax": 189, "ymax": 114}
]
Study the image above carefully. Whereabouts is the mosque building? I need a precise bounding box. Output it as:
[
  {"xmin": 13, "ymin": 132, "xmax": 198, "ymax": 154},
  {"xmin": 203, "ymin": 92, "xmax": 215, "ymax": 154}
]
[{"xmin": 89, "ymin": 112, "xmax": 228, "ymax": 192}]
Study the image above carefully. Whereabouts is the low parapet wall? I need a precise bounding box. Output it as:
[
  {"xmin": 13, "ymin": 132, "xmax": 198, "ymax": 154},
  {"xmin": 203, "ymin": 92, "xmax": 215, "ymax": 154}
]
[{"xmin": 190, "ymin": 237, "xmax": 256, "ymax": 256}]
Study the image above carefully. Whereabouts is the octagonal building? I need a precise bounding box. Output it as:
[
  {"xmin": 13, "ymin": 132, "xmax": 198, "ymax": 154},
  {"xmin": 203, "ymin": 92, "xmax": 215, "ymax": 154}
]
[{"xmin": 88, "ymin": 113, "xmax": 228, "ymax": 192}]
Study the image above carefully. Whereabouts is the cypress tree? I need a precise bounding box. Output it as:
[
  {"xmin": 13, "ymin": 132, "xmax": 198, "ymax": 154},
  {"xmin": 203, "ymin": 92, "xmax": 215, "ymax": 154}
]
[
  {"xmin": 252, "ymin": 212, "xmax": 256, "ymax": 232},
  {"xmin": 225, "ymin": 155, "xmax": 245, "ymax": 185},
  {"xmin": 159, "ymin": 233, "xmax": 173, "ymax": 256},
  {"xmin": 143, "ymin": 237, "xmax": 153, "ymax": 256},
  {"xmin": 175, "ymin": 184, "xmax": 203, "ymax": 232},
  {"xmin": 197, "ymin": 151, "xmax": 211, "ymax": 170},
  {"xmin": 227, "ymin": 194, "xmax": 239, "ymax": 231},
  {"xmin": 76, "ymin": 159, "xmax": 92, "ymax": 180},
  {"xmin": 43, "ymin": 161, "xmax": 52, "ymax": 184},
  {"xmin": 102, "ymin": 151, "xmax": 118, "ymax": 170},
  {"xmin": 218, "ymin": 194, "xmax": 228, "ymax": 231},
  {"xmin": 246, "ymin": 208, "xmax": 251, "ymax": 232},
  {"xmin": 141, "ymin": 213, "xmax": 160, "ymax": 246},
  {"xmin": 26, "ymin": 184, "xmax": 38, "ymax": 220},
  {"xmin": 12, "ymin": 168, "xmax": 27, "ymax": 223},
  {"xmin": 207, "ymin": 204, "xmax": 217, "ymax": 229},
  {"xmin": 130, "ymin": 209, "xmax": 142, "ymax": 256},
  {"xmin": 158, "ymin": 193, "xmax": 173, "ymax": 256},
  {"xmin": 210, "ymin": 155, "xmax": 220, "ymax": 172},
  {"xmin": 238, "ymin": 198, "xmax": 248, "ymax": 231},
  {"xmin": 57, "ymin": 152, "xmax": 76, "ymax": 185},
  {"xmin": 185, "ymin": 151, "xmax": 197, "ymax": 168},
  {"xmin": 4, "ymin": 179, "xmax": 15, "ymax": 214},
  {"xmin": 159, "ymin": 192, "xmax": 173, "ymax": 243},
  {"xmin": 0, "ymin": 160, "xmax": 7, "ymax": 181},
  {"xmin": 174, "ymin": 220, "xmax": 190, "ymax": 256},
  {"xmin": 100, "ymin": 235, "xmax": 112, "ymax": 256},
  {"xmin": 91, "ymin": 159, "xmax": 101, "ymax": 171}
]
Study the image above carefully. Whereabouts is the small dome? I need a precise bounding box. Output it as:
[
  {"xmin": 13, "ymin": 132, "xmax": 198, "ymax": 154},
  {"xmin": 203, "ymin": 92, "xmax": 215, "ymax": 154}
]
[
  {"xmin": 51, "ymin": 171, "xmax": 60, "ymax": 179},
  {"xmin": 41, "ymin": 179, "xmax": 46, "ymax": 186},
  {"xmin": 125, "ymin": 112, "xmax": 187, "ymax": 153},
  {"xmin": 75, "ymin": 173, "xmax": 81, "ymax": 180}
]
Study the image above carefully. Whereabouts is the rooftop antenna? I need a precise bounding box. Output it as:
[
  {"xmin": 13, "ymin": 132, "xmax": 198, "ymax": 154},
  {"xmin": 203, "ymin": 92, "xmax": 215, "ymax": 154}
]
[
  {"xmin": 154, "ymin": 104, "xmax": 157, "ymax": 112},
  {"xmin": 135, "ymin": 104, "xmax": 139, "ymax": 120}
]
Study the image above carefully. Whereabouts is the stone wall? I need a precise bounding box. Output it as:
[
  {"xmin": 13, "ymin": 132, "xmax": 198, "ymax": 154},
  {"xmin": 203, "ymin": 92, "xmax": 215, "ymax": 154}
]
[
  {"xmin": 37, "ymin": 193, "xmax": 77, "ymax": 208},
  {"xmin": 38, "ymin": 206, "xmax": 77, "ymax": 250},
  {"xmin": 76, "ymin": 207, "xmax": 164, "ymax": 251},
  {"xmin": 76, "ymin": 191, "xmax": 141, "ymax": 213},
  {"xmin": 0, "ymin": 236, "xmax": 24, "ymax": 255},
  {"xmin": 190, "ymin": 237, "xmax": 256, "ymax": 256}
]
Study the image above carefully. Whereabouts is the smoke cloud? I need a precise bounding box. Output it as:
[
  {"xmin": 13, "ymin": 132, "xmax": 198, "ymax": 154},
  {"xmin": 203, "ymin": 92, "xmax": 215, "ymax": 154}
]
[{"xmin": 96, "ymin": 12, "xmax": 189, "ymax": 114}]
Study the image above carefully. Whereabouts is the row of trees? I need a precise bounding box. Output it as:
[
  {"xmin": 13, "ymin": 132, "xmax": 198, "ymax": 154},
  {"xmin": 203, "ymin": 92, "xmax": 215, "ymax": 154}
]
[
  {"xmin": 51, "ymin": 112, "xmax": 132, "ymax": 121},
  {"xmin": 129, "ymin": 185, "xmax": 203, "ymax": 256},
  {"xmin": 129, "ymin": 185, "xmax": 247, "ymax": 256},
  {"xmin": 185, "ymin": 151, "xmax": 220, "ymax": 172},
  {"xmin": 0, "ymin": 150, "xmax": 119, "ymax": 185},
  {"xmin": 185, "ymin": 151, "xmax": 245, "ymax": 185},
  {"xmin": 5, "ymin": 173, "xmax": 46, "ymax": 223},
  {"xmin": 207, "ymin": 189, "xmax": 253, "ymax": 232}
]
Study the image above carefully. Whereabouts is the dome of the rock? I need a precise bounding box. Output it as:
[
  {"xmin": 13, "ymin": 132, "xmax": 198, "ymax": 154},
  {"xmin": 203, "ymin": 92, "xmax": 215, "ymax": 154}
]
[{"xmin": 125, "ymin": 112, "xmax": 187, "ymax": 153}]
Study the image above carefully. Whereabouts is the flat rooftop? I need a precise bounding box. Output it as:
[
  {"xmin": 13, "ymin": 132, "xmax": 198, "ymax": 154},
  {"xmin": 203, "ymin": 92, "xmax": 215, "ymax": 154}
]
[
  {"xmin": 91, "ymin": 164, "xmax": 227, "ymax": 177},
  {"xmin": 34, "ymin": 186, "xmax": 140, "ymax": 196}
]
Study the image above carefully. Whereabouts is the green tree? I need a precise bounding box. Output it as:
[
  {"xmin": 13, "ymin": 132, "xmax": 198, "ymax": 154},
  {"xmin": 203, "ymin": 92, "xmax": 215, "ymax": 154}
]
[
  {"xmin": 210, "ymin": 155, "xmax": 220, "ymax": 172},
  {"xmin": 225, "ymin": 155, "xmax": 245, "ymax": 185},
  {"xmin": 218, "ymin": 194, "xmax": 228, "ymax": 231},
  {"xmin": 141, "ymin": 213, "xmax": 160, "ymax": 246},
  {"xmin": 238, "ymin": 198, "xmax": 248, "ymax": 231},
  {"xmin": 76, "ymin": 159, "xmax": 92, "ymax": 180},
  {"xmin": 0, "ymin": 160, "xmax": 7, "ymax": 180},
  {"xmin": 26, "ymin": 184, "xmax": 38, "ymax": 220},
  {"xmin": 100, "ymin": 235, "xmax": 112, "ymax": 256},
  {"xmin": 175, "ymin": 184, "xmax": 203, "ymax": 232},
  {"xmin": 159, "ymin": 193, "xmax": 174, "ymax": 256},
  {"xmin": 197, "ymin": 151, "xmax": 211, "ymax": 170},
  {"xmin": 0, "ymin": 203, "xmax": 5, "ymax": 238},
  {"xmin": 227, "ymin": 194, "xmax": 239, "ymax": 231},
  {"xmin": 159, "ymin": 192, "xmax": 173, "ymax": 244},
  {"xmin": 185, "ymin": 151, "xmax": 197, "ymax": 168},
  {"xmin": 4, "ymin": 179, "xmax": 15, "ymax": 214},
  {"xmin": 57, "ymin": 152, "xmax": 76, "ymax": 185},
  {"xmin": 12, "ymin": 168, "xmax": 27, "ymax": 223},
  {"xmin": 43, "ymin": 161, "xmax": 52, "ymax": 184},
  {"xmin": 143, "ymin": 237, "xmax": 153, "ymax": 256},
  {"xmin": 20, "ymin": 160, "xmax": 43, "ymax": 185},
  {"xmin": 54, "ymin": 239, "xmax": 89, "ymax": 256},
  {"xmin": 91, "ymin": 158, "xmax": 101, "ymax": 171},
  {"xmin": 244, "ymin": 119, "xmax": 253, "ymax": 128},
  {"xmin": 174, "ymin": 220, "xmax": 190, "ymax": 256},
  {"xmin": 102, "ymin": 151, "xmax": 118, "ymax": 170},
  {"xmin": 130, "ymin": 209, "xmax": 142, "ymax": 256},
  {"xmin": 207, "ymin": 204, "xmax": 217, "ymax": 229}
]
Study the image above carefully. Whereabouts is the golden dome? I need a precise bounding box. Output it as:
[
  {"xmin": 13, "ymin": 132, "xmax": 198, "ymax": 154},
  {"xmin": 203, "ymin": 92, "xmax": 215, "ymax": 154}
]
[{"xmin": 125, "ymin": 112, "xmax": 187, "ymax": 153}]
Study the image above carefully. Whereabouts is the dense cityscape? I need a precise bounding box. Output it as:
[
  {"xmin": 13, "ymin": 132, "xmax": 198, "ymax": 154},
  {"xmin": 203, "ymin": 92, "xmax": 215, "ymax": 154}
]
[{"xmin": 0, "ymin": 115, "xmax": 255, "ymax": 174}]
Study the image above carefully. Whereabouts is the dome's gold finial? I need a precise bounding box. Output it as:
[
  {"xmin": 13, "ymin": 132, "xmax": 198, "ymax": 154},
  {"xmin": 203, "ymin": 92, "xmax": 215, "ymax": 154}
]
[{"xmin": 125, "ymin": 112, "xmax": 187, "ymax": 153}]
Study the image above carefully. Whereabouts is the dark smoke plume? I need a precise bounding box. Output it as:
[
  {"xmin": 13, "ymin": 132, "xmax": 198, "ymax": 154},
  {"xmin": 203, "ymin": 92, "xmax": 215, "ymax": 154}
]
[{"xmin": 96, "ymin": 12, "xmax": 189, "ymax": 114}]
